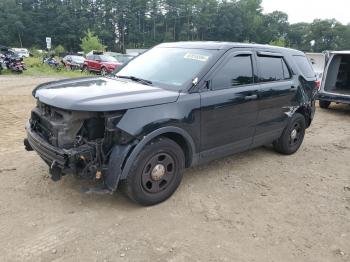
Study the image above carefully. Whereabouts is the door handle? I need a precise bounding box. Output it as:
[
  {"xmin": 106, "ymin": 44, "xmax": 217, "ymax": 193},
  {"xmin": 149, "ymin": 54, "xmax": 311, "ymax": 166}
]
[{"xmin": 244, "ymin": 94, "xmax": 258, "ymax": 101}]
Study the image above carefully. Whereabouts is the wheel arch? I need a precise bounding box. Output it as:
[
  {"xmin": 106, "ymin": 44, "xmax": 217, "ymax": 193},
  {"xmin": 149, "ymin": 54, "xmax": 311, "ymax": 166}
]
[
  {"xmin": 121, "ymin": 127, "xmax": 197, "ymax": 179},
  {"xmin": 160, "ymin": 132, "xmax": 193, "ymax": 168},
  {"xmin": 295, "ymin": 105, "xmax": 312, "ymax": 127},
  {"xmin": 104, "ymin": 126, "xmax": 198, "ymax": 192}
]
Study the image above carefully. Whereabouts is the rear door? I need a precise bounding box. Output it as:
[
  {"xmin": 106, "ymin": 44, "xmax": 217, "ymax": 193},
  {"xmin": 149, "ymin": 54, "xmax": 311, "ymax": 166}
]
[
  {"xmin": 253, "ymin": 51, "xmax": 297, "ymax": 147},
  {"xmin": 200, "ymin": 50, "xmax": 259, "ymax": 160}
]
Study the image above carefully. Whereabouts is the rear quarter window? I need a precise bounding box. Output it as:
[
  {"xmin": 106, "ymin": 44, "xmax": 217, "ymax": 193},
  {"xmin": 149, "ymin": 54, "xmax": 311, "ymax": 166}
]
[
  {"xmin": 257, "ymin": 56, "xmax": 290, "ymax": 82},
  {"xmin": 293, "ymin": 55, "xmax": 316, "ymax": 78}
]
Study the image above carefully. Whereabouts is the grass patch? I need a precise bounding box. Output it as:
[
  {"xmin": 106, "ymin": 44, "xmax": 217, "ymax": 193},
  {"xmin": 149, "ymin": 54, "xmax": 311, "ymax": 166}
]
[{"xmin": 1, "ymin": 56, "xmax": 91, "ymax": 78}]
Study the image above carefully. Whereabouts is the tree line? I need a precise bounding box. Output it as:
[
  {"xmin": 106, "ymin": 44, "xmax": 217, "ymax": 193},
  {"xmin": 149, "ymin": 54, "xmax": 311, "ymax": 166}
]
[{"xmin": 1, "ymin": 0, "xmax": 350, "ymax": 53}]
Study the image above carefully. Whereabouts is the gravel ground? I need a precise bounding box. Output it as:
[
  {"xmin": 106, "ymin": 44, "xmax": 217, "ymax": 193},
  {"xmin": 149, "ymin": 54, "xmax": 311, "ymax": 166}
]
[{"xmin": 0, "ymin": 76, "xmax": 349, "ymax": 262}]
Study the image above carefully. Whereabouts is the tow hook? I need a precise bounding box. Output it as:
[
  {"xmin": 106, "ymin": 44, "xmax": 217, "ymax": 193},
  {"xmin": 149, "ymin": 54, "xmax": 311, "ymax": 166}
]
[{"xmin": 50, "ymin": 161, "xmax": 62, "ymax": 181}]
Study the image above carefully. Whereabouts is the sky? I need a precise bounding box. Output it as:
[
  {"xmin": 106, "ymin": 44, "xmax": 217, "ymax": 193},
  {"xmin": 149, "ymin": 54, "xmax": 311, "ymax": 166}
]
[{"xmin": 262, "ymin": 0, "xmax": 350, "ymax": 25}]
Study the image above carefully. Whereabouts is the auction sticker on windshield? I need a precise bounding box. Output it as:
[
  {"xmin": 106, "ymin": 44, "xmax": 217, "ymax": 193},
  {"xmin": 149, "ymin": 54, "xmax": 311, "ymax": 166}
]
[{"xmin": 184, "ymin": 53, "xmax": 209, "ymax": 62}]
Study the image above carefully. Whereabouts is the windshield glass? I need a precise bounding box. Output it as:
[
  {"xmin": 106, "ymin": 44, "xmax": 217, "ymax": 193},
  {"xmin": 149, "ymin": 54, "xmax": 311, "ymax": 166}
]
[
  {"xmin": 72, "ymin": 56, "xmax": 85, "ymax": 62},
  {"xmin": 116, "ymin": 47, "xmax": 217, "ymax": 89},
  {"xmin": 100, "ymin": 55, "xmax": 117, "ymax": 62}
]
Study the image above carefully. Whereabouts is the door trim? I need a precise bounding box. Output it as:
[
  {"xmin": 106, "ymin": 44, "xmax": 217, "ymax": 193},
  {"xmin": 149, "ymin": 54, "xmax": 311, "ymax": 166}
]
[{"xmin": 199, "ymin": 137, "xmax": 252, "ymax": 163}]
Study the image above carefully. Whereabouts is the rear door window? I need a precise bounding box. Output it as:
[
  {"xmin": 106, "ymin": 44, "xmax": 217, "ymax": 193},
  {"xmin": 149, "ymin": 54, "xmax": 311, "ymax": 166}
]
[
  {"xmin": 293, "ymin": 55, "xmax": 315, "ymax": 78},
  {"xmin": 212, "ymin": 55, "xmax": 254, "ymax": 90},
  {"xmin": 282, "ymin": 59, "xmax": 291, "ymax": 79},
  {"xmin": 257, "ymin": 56, "xmax": 289, "ymax": 82}
]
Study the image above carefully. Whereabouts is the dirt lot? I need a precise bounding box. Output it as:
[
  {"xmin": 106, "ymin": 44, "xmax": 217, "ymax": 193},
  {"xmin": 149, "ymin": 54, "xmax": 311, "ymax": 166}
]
[{"xmin": 0, "ymin": 76, "xmax": 349, "ymax": 262}]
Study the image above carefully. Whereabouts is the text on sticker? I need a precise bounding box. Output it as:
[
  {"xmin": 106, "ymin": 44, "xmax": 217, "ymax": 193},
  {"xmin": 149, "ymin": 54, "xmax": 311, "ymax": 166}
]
[{"xmin": 184, "ymin": 53, "xmax": 209, "ymax": 62}]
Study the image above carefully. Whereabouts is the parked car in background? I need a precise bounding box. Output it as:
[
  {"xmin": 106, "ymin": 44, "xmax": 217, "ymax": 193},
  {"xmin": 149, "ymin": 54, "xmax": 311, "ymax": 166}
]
[
  {"xmin": 83, "ymin": 53, "xmax": 122, "ymax": 75},
  {"xmin": 104, "ymin": 52, "xmax": 135, "ymax": 64},
  {"xmin": 318, "ymin": 51, "xmax": 350, "ymax": 108},
  {"xmin": 62, "ymin": 55, "xmax": 85, "ymax": 70},
  {"xmin": 25, "ymin": 42, "xmax": 317, "ymax": 206},
  {"xmin": 126, "ymin": 49, "xmax": 147, "ymax": 56},
  {"xmin": 12, "ymin": 48, "xmax": 30, "ymax": 58}
]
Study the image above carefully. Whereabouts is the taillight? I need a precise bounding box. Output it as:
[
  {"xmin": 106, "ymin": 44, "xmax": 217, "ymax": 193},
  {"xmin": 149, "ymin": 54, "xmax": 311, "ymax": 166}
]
[{"xmin": 315, "ymin": 80, "xmax": 321, "ymax": 90}]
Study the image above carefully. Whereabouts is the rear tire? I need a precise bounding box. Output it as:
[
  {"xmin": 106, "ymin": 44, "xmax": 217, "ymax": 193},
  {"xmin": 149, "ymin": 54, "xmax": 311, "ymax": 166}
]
[
  {"xmin": 274, "ymin": 113, "xmax": 306, "ymax": 155},
  {"xmin": 121, "ymin": 137, "xmax": 185, "ymax": 206},
  {"xmin": 319, "ymin": 100, "xmax": 331, "ymax": 109}
]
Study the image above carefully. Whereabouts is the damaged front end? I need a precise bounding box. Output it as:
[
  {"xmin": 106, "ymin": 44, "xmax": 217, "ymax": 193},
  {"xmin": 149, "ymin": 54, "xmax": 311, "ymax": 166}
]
[{"xmin": 25, "ymin": 101, "xmax": 135, "ymax": 191}]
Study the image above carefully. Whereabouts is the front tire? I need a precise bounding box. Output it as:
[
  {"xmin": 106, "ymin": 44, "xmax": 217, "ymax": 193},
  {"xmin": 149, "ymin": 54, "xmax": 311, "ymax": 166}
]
[
  {"xmin": 100, "ymin": 67, "xmax": 107, "ymax": 76},
  {"xmin": 319, "ymin": 100, "xmax": 331, "ymax": 109},
  {"xmin": 121, "ymin": 137, "xmax": 185, "ymax": 206},
  {"xmin": 274, "ymin": 113, "xmax": 306, "ymax": 155},
  {"xmin": 82, "ymin": 65, "xmax": 88, "ymax": 73}
]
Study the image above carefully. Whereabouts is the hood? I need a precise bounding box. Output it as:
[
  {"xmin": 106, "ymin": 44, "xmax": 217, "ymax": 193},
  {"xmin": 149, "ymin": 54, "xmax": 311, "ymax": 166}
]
[{"xmin": 33, "ymin": 77, "xmax": 180, "ymax": 112}]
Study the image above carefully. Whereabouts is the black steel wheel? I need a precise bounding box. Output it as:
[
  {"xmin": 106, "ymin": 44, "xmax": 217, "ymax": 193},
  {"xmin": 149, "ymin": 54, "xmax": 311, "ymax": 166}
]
[
  {"xmin": 288, "ymin": 121, "xmax": 303, "ymax": 147},
  {"xmin": 141, "ymin": 152, "xmax": 176, "ymax": 194},
  {"xmin": 274, "ymin": 113, "xmax": 306, "ymax": 155},
  {"xmin": 121, "ymin": 137, "xmax": 185, "ymax": 206}
]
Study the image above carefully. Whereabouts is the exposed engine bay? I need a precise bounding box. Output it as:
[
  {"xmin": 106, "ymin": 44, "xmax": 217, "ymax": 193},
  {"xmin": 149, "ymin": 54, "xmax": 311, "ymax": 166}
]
[{"xmin": 26, "ymin": 101, "xmax": 134, "ymax": 183}]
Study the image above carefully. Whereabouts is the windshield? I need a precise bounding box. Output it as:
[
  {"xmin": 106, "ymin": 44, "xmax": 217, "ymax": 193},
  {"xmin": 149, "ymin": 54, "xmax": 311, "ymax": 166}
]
[
  {"xmin": 100, "ymin": 55, "xmax": 117, "ymax": 62},
  {"xmin": 72, "ymin": 56, "xmax": 85, "ymax": 62},
  {"xmin": 116, "ymin": 47, "xmax": 217, "ymax": 89}
]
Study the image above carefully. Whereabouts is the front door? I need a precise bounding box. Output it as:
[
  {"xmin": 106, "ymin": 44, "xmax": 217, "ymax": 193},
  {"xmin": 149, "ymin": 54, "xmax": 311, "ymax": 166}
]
[
  {"xmin": 200, "ymin": 50, "xmax": 259, "ymax": 161},
  {"xmin": 91, "ymin": 55, "xmax": 100, "ymax": 71}
]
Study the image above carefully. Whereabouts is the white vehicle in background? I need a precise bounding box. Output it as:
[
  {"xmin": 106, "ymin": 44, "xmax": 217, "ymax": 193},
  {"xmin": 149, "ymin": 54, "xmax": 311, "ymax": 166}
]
[
  {"xmin": 12, "ymin": 48, "xmax": 30, "ymax": 58},
  {"xmin": 306, "ymin": 53, "xmax": 325, "ymax": 81},
  {"xmin": 317, "ymin": 51, "xmax": 350, "ymax": 108}
]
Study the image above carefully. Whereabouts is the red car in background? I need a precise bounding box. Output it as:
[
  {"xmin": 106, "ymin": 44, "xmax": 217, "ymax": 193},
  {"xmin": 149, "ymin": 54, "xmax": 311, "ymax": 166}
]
[{"xmin": 83, "ymin": 54, "xmax": 122, "ymax": 75}]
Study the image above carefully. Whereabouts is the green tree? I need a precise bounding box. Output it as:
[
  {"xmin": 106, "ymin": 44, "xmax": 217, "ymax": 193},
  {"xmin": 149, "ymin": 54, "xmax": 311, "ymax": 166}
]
[
  {"xmin": 261, "ymin": 11, "xmax": 289, "ymax": 44},
  {"xmin": 80, "ymin": 30, "xmax": 107, "ymax": 54},
  {"xmin": 212, "ymin": 1, "xmax": 243, "ymax": 41},
  {"xmin": 1, "ymin": 0, "xmax": 350, "ymax": 53},
  {"xmin": 54, "ymin": 45, "xmax": 65, "ymax": 55},
  {"xmin": 237, "ymin": 0, "xmax": 264, "ymax": 42},
  {"xmin": 270, "ymin": 38, "xmax": 287, "ymax": 47}
]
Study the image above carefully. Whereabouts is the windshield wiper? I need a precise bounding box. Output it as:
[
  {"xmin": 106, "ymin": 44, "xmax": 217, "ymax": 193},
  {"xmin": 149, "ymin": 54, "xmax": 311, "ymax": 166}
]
[{"xmin": 116, "ymin": 75, "xmax": 153, "ymax": 86}]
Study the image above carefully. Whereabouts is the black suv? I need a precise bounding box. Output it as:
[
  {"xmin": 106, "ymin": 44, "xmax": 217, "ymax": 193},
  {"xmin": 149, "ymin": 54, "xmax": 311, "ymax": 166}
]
[{"xmin": 25, "ymin": 42, "xmax": 317, "ymax": 205}]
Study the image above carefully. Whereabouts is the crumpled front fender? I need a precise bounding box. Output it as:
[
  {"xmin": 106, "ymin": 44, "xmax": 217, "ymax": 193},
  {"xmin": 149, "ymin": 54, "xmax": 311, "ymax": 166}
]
[{"xmin": 104, "ymin": 144, "xmax": 134, "ymax": 191}]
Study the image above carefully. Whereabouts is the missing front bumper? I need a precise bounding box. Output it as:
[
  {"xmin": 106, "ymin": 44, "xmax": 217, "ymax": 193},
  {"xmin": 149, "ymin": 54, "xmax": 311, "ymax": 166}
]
[{"xmin": 25, "ymin": 122, "xmax": 96, "ymax": 179}]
